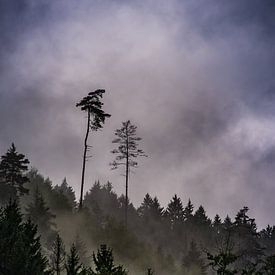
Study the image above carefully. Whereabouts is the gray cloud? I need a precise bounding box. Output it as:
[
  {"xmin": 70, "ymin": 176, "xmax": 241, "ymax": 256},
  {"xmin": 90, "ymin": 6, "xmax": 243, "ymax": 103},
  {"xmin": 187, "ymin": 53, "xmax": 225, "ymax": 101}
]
[{"xmin": 0, "ymin": 0, "xmax": 275, "ymax": 228}]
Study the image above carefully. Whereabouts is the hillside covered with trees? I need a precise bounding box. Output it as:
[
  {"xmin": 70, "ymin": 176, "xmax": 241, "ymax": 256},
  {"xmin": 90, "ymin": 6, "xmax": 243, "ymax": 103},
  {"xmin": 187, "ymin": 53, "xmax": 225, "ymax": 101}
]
[{"xmin": 1, "ymin": 141, "xmax": 275, "ymax": 274}]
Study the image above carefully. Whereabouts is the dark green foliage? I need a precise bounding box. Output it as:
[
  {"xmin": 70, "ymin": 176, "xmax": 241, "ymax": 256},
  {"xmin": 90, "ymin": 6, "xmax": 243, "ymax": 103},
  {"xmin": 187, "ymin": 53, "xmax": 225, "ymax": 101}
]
[
  {"xmin": 76, "ymin": 89, "xmax": 111, "ymax": 131},
  {"xmin": 66, "ymin": 243, "xmax": 83, "ymax": 275},
  {"xmin": 54, "ymin": 178, "xmax": 77, "ymax": 210},
  {"xmin": 146, "ymin": 268, "xmax": 153, "ymax": 275},
  {"xmin": 50, "ymin": 233, "xmax": 66, "ymax": 275},
  {"xmin": 165, "ymin": 194, "xmax": 184, "ymax": 229},
  {"xmin": 207, "ymin": 232, "xmax": 238, "ymax": 275},
  {"xmin": 138, "ymin": 194, "xmax": 163, "ymax": 222},
  {"xmin": 0, "ymin": 143, "xmax": 29, "ymax": 199},
  {"xmin": 183, "ymin": 199, "xmax": 194, "ymax": 222},
  {"xmin": 91, "ymin": 245, "xmax": 127, "ymax": 275},
  {"xmin": 0, "ymin": 200, "xmax": 49, "ymax": 274},
  {"xmin": 233, "ymin": 207, "xmax": 263, "ymax": 268},
  {"xmin": 261, "ymin": 254, "xmax": 275, "ymax": 274},
  {"xmin": 183, "ymin": 240, "xmax": 207, "ymax": 275},
  {"xmin": 84, "ymin": 181, "xmax": 121, "ymax": 221}
]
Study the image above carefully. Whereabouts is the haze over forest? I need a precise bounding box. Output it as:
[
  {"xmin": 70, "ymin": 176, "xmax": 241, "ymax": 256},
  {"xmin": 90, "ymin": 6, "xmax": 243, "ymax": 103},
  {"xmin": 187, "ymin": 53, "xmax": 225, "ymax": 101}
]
[{"xmin": 1, "ymin": 0, "xmax": 275, "ymax": 230}]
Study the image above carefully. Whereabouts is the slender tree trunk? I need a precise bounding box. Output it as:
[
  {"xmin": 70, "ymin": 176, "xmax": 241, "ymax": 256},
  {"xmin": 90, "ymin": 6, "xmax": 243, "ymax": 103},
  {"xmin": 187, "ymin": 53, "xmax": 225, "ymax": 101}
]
[
  {"xmin": 79, "ymin": 111, "xmax": 90, "ymax": 209},
  {"xmin": 125, "ymin": 127, "xmax": 129, "ymax": 229}
]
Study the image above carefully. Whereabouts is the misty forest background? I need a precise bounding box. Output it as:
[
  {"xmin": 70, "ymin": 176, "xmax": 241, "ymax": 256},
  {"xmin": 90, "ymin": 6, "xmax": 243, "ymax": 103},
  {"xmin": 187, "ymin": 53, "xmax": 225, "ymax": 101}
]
[{"xmin": 1, "ymin": 90, "xmax": 275, "ymax": 275}]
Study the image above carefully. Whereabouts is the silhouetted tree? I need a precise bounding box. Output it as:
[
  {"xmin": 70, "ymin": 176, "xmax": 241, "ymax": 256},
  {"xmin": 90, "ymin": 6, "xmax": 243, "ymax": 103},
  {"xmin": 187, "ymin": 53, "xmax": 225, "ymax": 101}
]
[
  {"xmin": 91, "ymin": 244, "xmax": 127, "ymax": 275},
  {"xmin": 50, "ymin": 233, "xmax": 66, "ymax": 275},
  {"xmin": 110, "ymin": 120, "xmax": 147, "ymax": 228},
  {"xmin": 165, "ymin": 194, "xmax": 184, "ymax": 229},
  {"xmin": 76, "ymin": 89, "xmax": 111, "ymax": 209},
  {"xmin": 54, "ymin": 178, "xmax": 77, "ymax": 209},
  {"xmin": 233, "ymin": 207, "xmax": 263, "ymax": 268},
  {"xmin": 0, "ymin": 200, "xmax": 50, "ymax": 274},
  {"xmin": 0, "ymin": 143, "xmax": 29, "ymax": 200},
  {"xmin": 146, "ymin": 268, "xmax": 153, "ymax": 275},
  {"xmin": 207, "ymin": 231, "xmax": 238, "ymax": 275},
  {"xmin": 138, "ymin": 194, "xmax": 163, "ymax": 222},
  {"xmin": 184, "ymin": 199, "xmax": 194, "ymax": 222},
  {"xmin": 66, "ymin": 243, "xmax": 83, "ymax": 275}
]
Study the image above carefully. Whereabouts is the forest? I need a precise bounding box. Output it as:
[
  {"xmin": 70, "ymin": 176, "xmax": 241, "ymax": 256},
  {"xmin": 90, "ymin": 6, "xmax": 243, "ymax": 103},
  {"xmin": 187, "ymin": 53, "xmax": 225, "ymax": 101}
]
[{"xmin": 1, "ymin": 90, "xmax": 275, "ymax": 275}]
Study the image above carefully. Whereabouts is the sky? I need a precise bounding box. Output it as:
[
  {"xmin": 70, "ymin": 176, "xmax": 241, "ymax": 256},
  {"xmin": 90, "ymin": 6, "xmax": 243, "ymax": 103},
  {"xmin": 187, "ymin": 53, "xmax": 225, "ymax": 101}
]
[{"xmin": 0, "ymin": 0, "xmax": 275, "ymax": 228}]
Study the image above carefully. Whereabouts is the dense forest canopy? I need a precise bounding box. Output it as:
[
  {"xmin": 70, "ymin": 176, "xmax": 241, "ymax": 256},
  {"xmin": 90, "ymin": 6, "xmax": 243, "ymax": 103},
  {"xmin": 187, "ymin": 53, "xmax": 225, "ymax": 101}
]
[{"xmin": 1, "ymin": 143, "xmax": 275, "ymax": 274}]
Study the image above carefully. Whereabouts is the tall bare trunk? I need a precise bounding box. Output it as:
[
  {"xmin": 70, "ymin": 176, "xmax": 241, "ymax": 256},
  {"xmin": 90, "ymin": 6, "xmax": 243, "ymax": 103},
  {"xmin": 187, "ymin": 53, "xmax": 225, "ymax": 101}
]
[
  {"xmin": 125, "ymin": 127, "xmax": 129, "ymax": 228},
  {"xmin": 79, "ymin": 111, "xmax": 90, "ymax": 209}
]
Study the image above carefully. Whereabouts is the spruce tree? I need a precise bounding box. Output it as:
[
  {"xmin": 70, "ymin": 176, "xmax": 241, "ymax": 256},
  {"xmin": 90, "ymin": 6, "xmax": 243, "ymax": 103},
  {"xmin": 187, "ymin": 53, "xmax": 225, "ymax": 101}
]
[
  {"xmin": 165, "ymin": 194, "xmax": 184, "ymax": 229},
  {"xmin": 66, "ymin": 243, "xmax": 83, "ymax": 275},
  {"xmin": 0, "ymin": 200, "xmax": 50, "ymax": 274},
  {"xmin": 0, "ymin": 143, "xmax": 29, "ymax": 199},
  {"xmin": 184, "ymin": 199, "xmax": 194, "ymax": 222},
  {"xmin": 50, "ymin": 233, "xmax": 66, "ymax": 275},
  {"xmin": 91, "ymin": 245, "xmax": 127, "ymax": 275}
]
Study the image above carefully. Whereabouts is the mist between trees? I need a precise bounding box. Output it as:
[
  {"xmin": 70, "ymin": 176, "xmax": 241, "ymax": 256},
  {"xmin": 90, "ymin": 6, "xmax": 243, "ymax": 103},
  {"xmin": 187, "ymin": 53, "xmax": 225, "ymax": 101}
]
[{"xmin": 1, "ymin": 90, "xmax": 275, "ymax": 274}]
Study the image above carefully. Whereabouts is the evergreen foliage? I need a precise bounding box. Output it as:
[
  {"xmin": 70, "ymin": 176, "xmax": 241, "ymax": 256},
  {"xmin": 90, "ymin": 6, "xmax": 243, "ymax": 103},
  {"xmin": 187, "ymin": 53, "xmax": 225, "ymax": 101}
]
[
  {"xmin": 110, "ymin": 120, "xmax": 147, "ymax": 227},
  {"xmin": 66, "ymin": 243, "xmax": 83, "ymax": 275},
  {"xmin": 91, "ymin": 245, "xmax": 127, "ymax": 275},
  {"xmin": 0, "ymin": 200, "xmax": 50, "ymax": 274},
  {"xmin": 0, "ymin": 143, "xmax": 29, "ymax": 200},
  {"xmin": 50, "ymin": 233, "xmax": 66, "ymax": 275}
]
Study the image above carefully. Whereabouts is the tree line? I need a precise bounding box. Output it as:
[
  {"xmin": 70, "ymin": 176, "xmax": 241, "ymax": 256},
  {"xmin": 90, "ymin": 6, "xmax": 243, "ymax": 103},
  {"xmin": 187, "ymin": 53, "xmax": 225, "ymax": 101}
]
[
  {"xmin": 1, "ymin": 143, "xmax": 275, "ymax": 274},
  {"xmin": 1, "ymin": 89, "xmax": 275, "ymax": 274}
]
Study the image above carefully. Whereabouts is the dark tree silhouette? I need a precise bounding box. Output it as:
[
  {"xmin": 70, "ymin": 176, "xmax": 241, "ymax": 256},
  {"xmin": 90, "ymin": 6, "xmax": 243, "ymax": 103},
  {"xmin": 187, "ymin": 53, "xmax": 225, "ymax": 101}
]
[
  {"xmin": 0, "ymin": 200, "xmax": 50, "ymax": 274},
  {"xmin": 91, "ymin": 244, "xmax": 127, "ymax": 275},
  {"xmin": 165, "ymin": 194, "xmax": 184, "ymax": 229},
  {"xmin": 0, "ymin": 143, "xmax": 29, "ymax": 199},
  {"xmin": 76, "ymin": 89, "xmax": 111, "ymax": 209},
  {"xmin": 110, "ymin": 120, "xmax": 147, "ymax": 228},
  {"xmin": 66, "ymin": 243, "xmax": 83, "ymax": 275},
  {"xmin": 207, "ymin": 231, "xmax": 238, "ymax": 275},
  {"xmin": 50, "ymin": 233, "xmax": 66, "ymax": 275}
]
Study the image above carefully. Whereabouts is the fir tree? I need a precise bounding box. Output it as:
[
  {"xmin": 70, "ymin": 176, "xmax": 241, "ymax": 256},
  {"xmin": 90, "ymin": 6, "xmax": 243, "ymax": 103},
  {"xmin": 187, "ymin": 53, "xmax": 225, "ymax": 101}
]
[
  {"xmin": 184, "ymin": 199, "xmax": 194, "ymax": 222},
  {"xmin": 66, "ymin": 243, "xmax": 83, "ymax": 275},
  {"xmin": 50, "ymin": 233, "xmax": 66, "ymax": 275},
  {"xmin": 165, "ymin": 194, "xmax": 184, "ymax": 229},
  {"xmin": 91, "ymin": 245, "xmax": 127, "ymax": 275},
  {"xmin": 0, "ymin": 200, "xmax": 50, "ymax": 274},
  {"xmin": 0, "ymin": 143, "xmax": 29, "ymax": 199}
]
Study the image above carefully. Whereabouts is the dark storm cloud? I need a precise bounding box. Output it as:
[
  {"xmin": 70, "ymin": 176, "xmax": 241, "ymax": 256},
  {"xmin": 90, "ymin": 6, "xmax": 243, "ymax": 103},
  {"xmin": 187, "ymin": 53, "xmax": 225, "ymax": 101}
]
[{"xmin": 0, "ymin": 0, "xmax": 275, "ymax": 227}]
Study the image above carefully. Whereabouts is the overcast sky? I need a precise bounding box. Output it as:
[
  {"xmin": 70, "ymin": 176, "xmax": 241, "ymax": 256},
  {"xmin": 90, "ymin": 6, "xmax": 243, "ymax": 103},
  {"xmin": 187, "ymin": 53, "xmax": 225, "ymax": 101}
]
[{"xmin": 1, "ymin": 0, "xmax": 275, "ymax": 228}]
